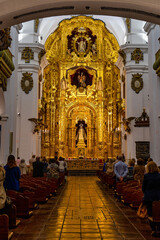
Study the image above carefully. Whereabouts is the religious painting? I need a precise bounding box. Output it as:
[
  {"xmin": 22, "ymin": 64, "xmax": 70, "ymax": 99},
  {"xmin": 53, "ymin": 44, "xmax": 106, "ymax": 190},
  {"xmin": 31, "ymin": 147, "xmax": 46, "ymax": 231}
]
[
  {"xmin": 76, "ymin": 120, "xmax": 87, "ymax": 147},
  {"xmin": 136, "ymin": 141, "xmax": 150, "ymax": 163},
  {"xmin": 71, "ymin": 68, "xmax": 93, "ymax": 88}
]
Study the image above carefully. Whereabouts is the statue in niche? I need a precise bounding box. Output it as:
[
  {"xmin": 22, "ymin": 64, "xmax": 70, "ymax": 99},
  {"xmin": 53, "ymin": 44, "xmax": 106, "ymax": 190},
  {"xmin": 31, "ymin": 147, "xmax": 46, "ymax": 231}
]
[
  {"xmin": 77, "ymin": 124, "xmax": 85, "ymax": 141},
  {"xmin": 76, "ymin": 121, "xmax": 87, "ymax": 146},
  {"xmin": 77, "ymin": 37, "xmax": 86, "ymax": 52},
  {"xmin": 92, "ymin": 43, "xmax": 96, "ymax": 55},
  {"xmin": 97, "ymin": 77, "xmax": 103, "ymax": 90},
  {"xmin": 77, "ymin": 72, "xmax": 86, "ymax": 88}
]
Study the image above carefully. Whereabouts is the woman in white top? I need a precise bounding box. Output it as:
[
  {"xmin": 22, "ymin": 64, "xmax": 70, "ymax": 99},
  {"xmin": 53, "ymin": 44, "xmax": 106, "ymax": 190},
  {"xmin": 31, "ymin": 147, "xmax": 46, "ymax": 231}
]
[
  {"xmin": 19, "ymin": 159, "xmax": 28, "ymax": 175},
  {"xmin": 59, "ymin": 157, "xmax": 66, "ymax": 172}
]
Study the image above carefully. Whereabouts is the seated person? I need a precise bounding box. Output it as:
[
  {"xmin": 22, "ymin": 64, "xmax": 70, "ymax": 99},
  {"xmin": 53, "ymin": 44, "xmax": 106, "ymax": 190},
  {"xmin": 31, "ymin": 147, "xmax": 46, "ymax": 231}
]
[
  {"xmin": 126, "ymin": 159, "xmax": 135, "ymax": 181},
  {"xmin": 133, "ymin": 158, "xmax": 145, "ymax": 183}
]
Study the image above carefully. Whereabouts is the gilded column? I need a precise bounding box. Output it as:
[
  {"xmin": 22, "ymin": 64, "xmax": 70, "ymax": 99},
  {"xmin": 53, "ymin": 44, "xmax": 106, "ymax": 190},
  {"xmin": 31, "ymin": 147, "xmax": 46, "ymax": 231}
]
[
  {"xmin": 97, "ymin": 89, "xmax": 103, "ymax": 157},
  {"xmin": 44, "ymin": 100, "xmax": 50, "ymax": 157},
  {"xmin": 59, "ymin": 89, "xmax": 66, "ymax": 156},
  {"xmin": 49, "ymin": 96, "xmax": 56, "ymax": 157}
]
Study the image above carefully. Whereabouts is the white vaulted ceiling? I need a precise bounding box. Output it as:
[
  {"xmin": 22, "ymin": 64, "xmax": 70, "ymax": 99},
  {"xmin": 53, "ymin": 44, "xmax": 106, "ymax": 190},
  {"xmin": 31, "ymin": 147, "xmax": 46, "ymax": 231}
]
[
  {"xmin": 0, "ymin": 0, "xmax": 160, "ymax": 29},
  {"xmin": 38, "ymin": 15, "xmax": 127, "ymax": 46}
]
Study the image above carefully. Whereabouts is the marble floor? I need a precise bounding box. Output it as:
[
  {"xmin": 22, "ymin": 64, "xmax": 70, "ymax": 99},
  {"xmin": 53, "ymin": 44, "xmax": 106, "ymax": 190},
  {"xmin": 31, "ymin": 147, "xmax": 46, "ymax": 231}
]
[{"xmin": 12, "ymin": 176, "xmax": 154, "ymax": 240}]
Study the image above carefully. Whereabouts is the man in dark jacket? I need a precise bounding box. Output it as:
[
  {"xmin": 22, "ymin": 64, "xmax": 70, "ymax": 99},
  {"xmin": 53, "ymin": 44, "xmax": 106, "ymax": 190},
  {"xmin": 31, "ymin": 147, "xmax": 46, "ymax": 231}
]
[{"xmin": 33, "ymin": 157, "xmax": 44, "ymax": 177}]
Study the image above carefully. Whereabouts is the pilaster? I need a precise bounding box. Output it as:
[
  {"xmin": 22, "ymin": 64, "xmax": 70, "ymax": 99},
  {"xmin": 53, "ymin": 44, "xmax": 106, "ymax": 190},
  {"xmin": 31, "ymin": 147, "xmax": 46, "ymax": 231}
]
[
  {"xmin": 144, "ymin": 23, "xmax": 160, "ymax": 164},
  {"xmin": 120, "ymin": 42, "xmax": 149, "ymax": 161},
  {"xmin": 17, "ymin": 41, "xmax": 44, "ymax": 162}
]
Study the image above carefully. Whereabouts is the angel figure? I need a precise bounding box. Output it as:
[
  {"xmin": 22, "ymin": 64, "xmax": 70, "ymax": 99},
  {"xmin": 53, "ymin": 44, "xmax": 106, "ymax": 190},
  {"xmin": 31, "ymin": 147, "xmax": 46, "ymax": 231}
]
[
  {"xmin": 122, "ymin": 117, "xmax": 135, "ymax": 133},
  {"xmin": 28, "ymin": 118, "xmax": 47, "ymax": 134}
]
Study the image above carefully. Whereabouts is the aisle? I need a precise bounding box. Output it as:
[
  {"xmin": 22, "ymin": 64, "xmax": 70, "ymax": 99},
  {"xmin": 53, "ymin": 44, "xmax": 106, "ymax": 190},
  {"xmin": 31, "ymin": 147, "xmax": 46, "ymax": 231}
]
[{"xmin": 12, "ymin": 176, "xmax": 146, "ymax": 240}]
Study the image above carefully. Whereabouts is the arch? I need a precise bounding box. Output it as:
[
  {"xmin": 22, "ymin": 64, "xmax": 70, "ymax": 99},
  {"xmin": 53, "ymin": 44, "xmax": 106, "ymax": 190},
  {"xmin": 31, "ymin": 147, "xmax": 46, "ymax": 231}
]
[
  {"xmin": 0, "ymin": 0, "xmax": 160, "ymax": 29},
  {"xmin": 67, "ymin": 101, "xmax": 96, "ymax": 119}
]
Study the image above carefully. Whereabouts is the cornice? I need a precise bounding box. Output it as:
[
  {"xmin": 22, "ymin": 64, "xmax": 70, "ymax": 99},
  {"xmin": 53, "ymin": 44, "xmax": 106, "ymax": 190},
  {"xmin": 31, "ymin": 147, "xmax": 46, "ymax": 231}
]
[
  {"xmin": 18, "ymin": 43, "xmax": 44, "ymax": 53},
  {"xmin": 13, "ymin": 24, "xmax": 23, "ymax": 33},
  {"xmin": 144, "ymin": 23, "xmax": 156, "ymax": 35},
  {"xmin": 18, "ymin": 63, "xmax": 40, "ymax": 72},
  {"xmin": 125, "ymin": 64, "xmax": 148, "ymax": 73},
  {"xmin": 121, "ymin": 44, "xmax": 148, "ymax": 53}
]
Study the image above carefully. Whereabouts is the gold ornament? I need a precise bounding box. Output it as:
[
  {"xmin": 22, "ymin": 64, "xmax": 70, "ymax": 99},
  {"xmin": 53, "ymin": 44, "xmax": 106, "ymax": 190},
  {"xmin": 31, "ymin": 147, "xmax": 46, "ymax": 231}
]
[
  {"xmin": 21, "ymin": 72, "xmax": 33, "ymax": 94},
  {"xmin": 0, "ymin": 28, "xmax": 12, "ymax": 51},
  {"xmin": 126, "ymin": 18, "xmax": 131, "ymax": 33},
  {"xmin": 0, "ymin": 49, "xmax": 15, "ymax": 91},
  {"xmin": 131, "ymin": 48, "xmax": 143, "ymax": 64},
  {"xmin": 34, "ymin": 19, "xmax": 39, "ymax": 33},
  {"xmin": 28, "ymin": 118, "xmax": 47, "ymax": 134},
  {"xmin": 22, "ymin": 47, "xmax": 34, "ymax": 63},
  {"xmin": 153, "ymin": 49, "xmax": 160, "ymax": 77},
  {"xmin": 131, "ymin": 73, "xmax": 143, "ymax": 93}
]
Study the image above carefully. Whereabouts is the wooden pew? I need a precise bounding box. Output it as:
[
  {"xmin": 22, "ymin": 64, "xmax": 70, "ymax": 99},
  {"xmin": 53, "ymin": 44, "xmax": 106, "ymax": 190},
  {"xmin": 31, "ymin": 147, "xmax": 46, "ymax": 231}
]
[
  {"xmin": 0, "ymin": 214, "xmax": 13, "ymax": 240},
  {"xmin": 148, "ymin": 201, "xmax": 160, "ymax": 236},
  {"xmin": 5, "ymin": 204, "xmax": 20, "ymax": 228},
  {"xmin": 20, "ymin": 181, "xmax": 48, "ymax": 202},
  {"xmin": 129, "ymin": 190, "xmax": 144, "ymax": 208},
  {"xmin": 115, "ymin": 181, "xmax": 126, "ymax": 198},
  {"xmin": 7, "ymin": 191, "xmax": 33, "ymax": 218}
]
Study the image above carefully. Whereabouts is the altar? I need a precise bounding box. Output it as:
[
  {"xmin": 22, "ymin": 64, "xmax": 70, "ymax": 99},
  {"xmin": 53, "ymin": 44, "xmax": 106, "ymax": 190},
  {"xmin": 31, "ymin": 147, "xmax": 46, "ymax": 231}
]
[
  {"xmin": 41, "ymin": 16, "xmax": 122, "ymax": 160},
  {"xmin": 66, "ymin": 159, "xmax": 101, "ymax": 170}
]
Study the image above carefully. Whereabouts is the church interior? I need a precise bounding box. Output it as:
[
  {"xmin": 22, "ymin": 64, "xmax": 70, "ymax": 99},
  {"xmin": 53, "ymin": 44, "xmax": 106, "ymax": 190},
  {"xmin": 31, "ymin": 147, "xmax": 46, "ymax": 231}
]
[{"xmin": 0, "ymin": 2, "xmax": 160, "ymax": 239}]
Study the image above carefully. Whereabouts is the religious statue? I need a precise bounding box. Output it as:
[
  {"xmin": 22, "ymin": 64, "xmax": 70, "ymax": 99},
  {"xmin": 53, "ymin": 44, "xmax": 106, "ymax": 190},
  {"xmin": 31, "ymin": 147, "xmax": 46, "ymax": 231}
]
[
  {"xmin": 60, "ymin": 77, "xmax": 67, "ymax": 90},
  {"xmin": 77, "ymin": 38, "xmax": 86, "ymax": 53},
  {"xmin": 121, "ymin": 117, "xmax": 135, "ymax": 133},
  {"xmin": 76, "ymin": 123, "xmax": 86, "ymax": 144},
  {"xmin": 78, "ymin": 72, "xmax": 86, "ymax": 88},
  {"xmin": 97, "ymin": 77, "xmax": 103, "ymax": 90},
  {"xmin": 92, "ymin": 43, "xmax": 96, "ymax": 55}
]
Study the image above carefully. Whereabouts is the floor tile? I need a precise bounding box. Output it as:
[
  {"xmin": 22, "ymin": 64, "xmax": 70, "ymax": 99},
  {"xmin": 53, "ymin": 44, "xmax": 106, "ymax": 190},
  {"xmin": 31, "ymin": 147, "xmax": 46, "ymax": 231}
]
[{"xmin": 11, "ymin": 176, "xmax": 151, "ymax": 240}]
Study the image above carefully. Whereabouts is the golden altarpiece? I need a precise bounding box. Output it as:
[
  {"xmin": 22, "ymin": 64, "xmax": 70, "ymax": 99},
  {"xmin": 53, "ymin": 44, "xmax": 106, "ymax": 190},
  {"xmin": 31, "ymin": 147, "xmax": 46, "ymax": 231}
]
[{"xmin": 40, "ymin": 16, "xmax": 122, "ymax": 160}]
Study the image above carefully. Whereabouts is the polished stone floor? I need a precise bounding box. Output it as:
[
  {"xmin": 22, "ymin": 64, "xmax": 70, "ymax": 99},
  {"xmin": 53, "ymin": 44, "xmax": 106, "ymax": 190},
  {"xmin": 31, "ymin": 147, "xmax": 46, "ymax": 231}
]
[{"xmin": 12, "ymin": 176, "xmax": 154, "ymax": 240}]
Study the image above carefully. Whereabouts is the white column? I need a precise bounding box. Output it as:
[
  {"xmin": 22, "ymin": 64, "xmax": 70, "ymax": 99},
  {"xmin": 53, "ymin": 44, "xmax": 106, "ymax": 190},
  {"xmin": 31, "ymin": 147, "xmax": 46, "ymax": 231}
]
[
  {"xmin": 144, "ymin": 23, "xmax": 160, "ymax": 165},
  {"xmin": 2, "ymin": 25, "xmax": 21, "ymax": 164},
  {"xmin": 120, "ymin": 20, "xmax": 149, "ymax": 161}
]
